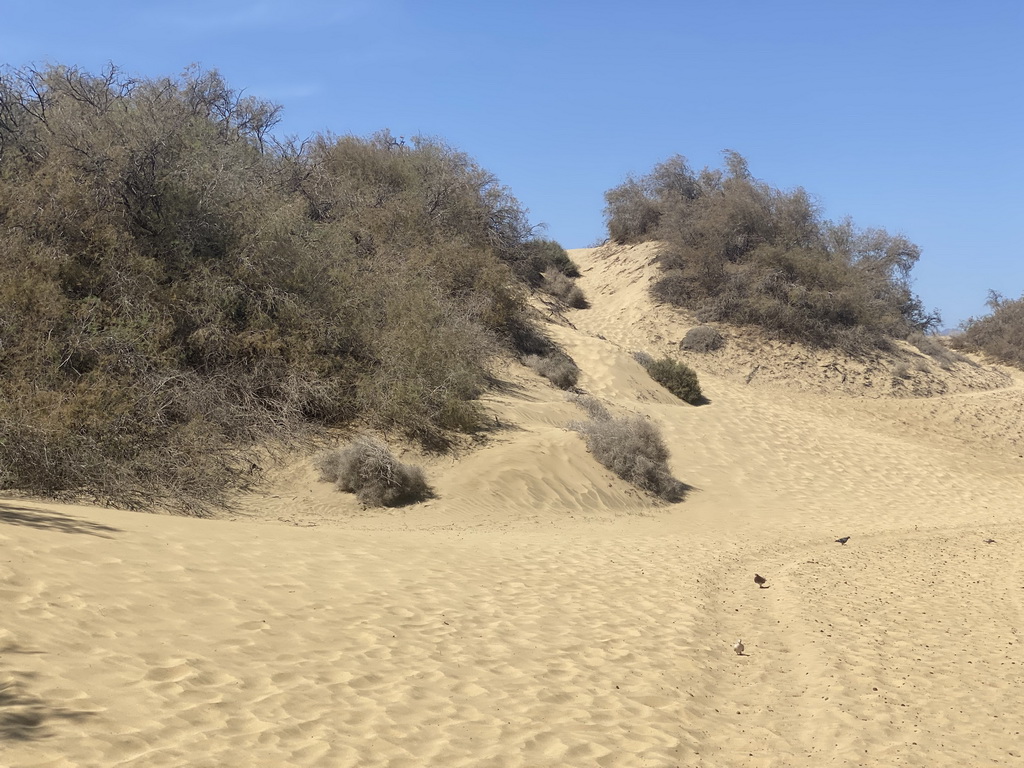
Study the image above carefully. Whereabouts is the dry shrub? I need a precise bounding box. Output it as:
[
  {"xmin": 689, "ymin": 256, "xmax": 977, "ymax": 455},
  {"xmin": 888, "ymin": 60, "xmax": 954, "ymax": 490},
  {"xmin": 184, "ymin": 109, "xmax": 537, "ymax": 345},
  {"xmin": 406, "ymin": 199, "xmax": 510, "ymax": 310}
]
[
  {"xmin": 524, "ymin": 351, "xmax": 580, "ymax": 390},
  {"xmin": 568, "ymin": 394, "xmax": 611, "ymax": 421},
  {"xmin": 906, "ymin": 331, "xmax": 964, "ymax": 369},
  {"xmin": 952, "ymin": 291, "xmax": 1024, "ymax": 369},
  {"xmin": 316, "ymin": 436, "xmax": 429, "ymax": 507},
  {"xmin": 632, "ymin": 350, "xmax": 655, "ymax": 368},
  {"xmin": 0, "ymin": 63, "xmax": 555, "ymax": 511},
  {"xmin": 607, "ymin": 152, "xmax": 941, "ymax": 352},
  {"xmin": 514, "ymin": 239, "xmax": 580, "ymax": 286},
  {"xmin": 638, "ymin": 355, "xmax": 704, "ymax": 405},
  {"xmin": 573, "ymin": 416, "xmax": 685, "ymax": 502},
  {"xmin": 542, "ymin": 271, "xmax": 589, "ymax": 309},
  {"xmin": 680, "ymin": 325, "xmax": 724, "ymax": 352}
]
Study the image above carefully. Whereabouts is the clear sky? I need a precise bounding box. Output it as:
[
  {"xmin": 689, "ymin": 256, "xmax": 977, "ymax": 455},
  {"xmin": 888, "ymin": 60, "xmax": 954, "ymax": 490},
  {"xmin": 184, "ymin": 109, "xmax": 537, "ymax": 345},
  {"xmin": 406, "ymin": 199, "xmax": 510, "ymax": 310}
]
[{"xmin": 4, "ymin": 0, "xmax": 1021, "ymax": 328}]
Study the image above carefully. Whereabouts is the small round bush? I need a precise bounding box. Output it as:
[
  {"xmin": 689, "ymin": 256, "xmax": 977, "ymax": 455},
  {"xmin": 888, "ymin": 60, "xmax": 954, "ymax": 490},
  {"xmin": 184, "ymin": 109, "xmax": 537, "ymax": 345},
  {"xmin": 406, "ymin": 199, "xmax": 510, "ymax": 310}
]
[
  {"xmin": 643, "ymin": 357, "xmax": 703, "ymax": 405},
  {"xmin": 542, "ymin": 272, "xmax": 589, "ymax": 309},
  {"xmin": 680, "ymin": 325, "xmax": 724, "ymax": 352},
  {"xmin": 565, "ymin": 284, "xmax": 589, "ymax": 309},
  {"xmin": 524, "ymin": 352, "xmax": 580, "ymax": 390},
  {"xmin": 316, "ymin": 436, "xmax": 429, "ymax": 507}
]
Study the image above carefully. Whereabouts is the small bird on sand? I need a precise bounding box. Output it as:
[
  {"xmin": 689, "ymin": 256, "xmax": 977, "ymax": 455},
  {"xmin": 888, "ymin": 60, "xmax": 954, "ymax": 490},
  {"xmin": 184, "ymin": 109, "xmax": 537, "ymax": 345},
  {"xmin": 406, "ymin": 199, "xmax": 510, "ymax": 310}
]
[
  {"xmin": 835, "ymin": 536, "xmax": 851, "ymax": 545},
  {"xmin": 984, "ymin": 538, "xmax": 996, "ymax": 544},
  {"xmin": 754, "ymin": 574, "xmax": 767, "ymax": 588},
  {"xmin": 733, "ymin": 640, "xmax": 745, "ymax": 655}
]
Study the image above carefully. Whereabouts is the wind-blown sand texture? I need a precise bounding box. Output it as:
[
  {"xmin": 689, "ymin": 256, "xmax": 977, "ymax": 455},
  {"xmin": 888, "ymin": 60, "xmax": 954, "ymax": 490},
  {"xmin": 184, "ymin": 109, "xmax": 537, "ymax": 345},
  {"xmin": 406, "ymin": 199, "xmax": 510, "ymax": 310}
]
[{"xmin": 3, "ymin": 243, "xmax": 1022, "ymax": 767}]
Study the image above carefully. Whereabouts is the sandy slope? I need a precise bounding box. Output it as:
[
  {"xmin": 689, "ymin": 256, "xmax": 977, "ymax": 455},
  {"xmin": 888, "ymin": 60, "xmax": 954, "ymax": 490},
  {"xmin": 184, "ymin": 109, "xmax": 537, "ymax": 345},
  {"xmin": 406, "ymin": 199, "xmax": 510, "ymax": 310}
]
[{"xmin": 3, "ymin": 244, "xmax": 1023, "ymax": 767}]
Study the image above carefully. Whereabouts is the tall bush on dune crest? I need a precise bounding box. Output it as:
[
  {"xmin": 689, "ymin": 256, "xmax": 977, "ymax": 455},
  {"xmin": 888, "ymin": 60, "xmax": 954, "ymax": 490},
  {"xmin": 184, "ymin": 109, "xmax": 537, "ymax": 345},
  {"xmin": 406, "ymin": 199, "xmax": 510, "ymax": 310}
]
[
  {"xmin": 604, "ymin": 152, "xmax": 941, "ymax": 351},
  {"xmin": 952, "ymin": 291, "xmax": 1024, "ymax": 368}
]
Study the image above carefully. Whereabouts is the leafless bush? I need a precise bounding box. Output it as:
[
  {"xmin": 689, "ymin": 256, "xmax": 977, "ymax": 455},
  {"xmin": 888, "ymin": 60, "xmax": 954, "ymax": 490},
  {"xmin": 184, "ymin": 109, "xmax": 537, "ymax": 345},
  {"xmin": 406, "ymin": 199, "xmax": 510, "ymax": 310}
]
[
  {"xmin": 316, "ymin": 436, "xmax": 429, "ymax": 507},
  {"xmin": 573, "ymin": 415, "xmax": 686, "ymax": 502}
]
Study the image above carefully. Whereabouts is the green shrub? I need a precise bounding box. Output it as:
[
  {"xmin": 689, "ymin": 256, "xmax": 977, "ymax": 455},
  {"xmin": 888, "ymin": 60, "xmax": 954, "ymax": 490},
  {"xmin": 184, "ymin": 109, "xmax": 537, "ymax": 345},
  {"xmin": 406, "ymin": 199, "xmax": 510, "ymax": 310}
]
[
  {"xmin": 680, "ymin": 325, "xmax": 724, "ymax": 352},
  {"xmin": 639, "ymin": 355, "xmax": 704, "ymax": 405},
  {"xmin": 316, "ymin": 436, "xmax": 429, "ymax": 507},
  {"xmin": 573, "ymin": 415, "xmax": 686, "ymax": 502}
]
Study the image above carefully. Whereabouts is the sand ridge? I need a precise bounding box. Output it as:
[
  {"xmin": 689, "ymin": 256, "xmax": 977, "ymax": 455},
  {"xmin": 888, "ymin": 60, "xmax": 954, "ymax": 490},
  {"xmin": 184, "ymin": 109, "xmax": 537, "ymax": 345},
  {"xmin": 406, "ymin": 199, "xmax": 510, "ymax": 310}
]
[{"xmin": 3, "ymin": 243, "xmax": 1023, "ymax": 766}]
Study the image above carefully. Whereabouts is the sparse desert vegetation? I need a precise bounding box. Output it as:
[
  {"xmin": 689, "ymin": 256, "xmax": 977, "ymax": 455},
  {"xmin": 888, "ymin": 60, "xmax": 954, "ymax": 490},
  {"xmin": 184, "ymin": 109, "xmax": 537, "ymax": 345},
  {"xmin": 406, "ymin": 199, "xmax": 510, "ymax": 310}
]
[{"xmin": 316, "ymin": 436, "xmax": 429, "ymax": 507}]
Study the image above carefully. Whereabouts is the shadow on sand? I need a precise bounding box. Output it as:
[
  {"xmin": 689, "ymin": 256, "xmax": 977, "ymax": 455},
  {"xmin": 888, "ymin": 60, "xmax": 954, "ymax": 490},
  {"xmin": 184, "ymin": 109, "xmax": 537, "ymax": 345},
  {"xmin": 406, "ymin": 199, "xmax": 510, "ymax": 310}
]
[
  {"xmin": 1, "ymin": 644, "xmax": 97, "ymax": 742},
  {"xmin": 0, "ymin": 677, "xmax": 96, "ymax": 742},
  {"xmin": 0, "ymin": 502, "xmax": 121, "ymax": 537}
]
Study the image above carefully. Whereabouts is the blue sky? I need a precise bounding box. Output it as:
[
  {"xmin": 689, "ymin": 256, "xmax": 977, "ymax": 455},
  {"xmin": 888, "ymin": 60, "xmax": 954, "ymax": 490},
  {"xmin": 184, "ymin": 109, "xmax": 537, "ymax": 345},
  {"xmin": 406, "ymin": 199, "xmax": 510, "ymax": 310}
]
[{"xmin": 4, "ymin": 0, "xmax": 1021, "ymax": 328}]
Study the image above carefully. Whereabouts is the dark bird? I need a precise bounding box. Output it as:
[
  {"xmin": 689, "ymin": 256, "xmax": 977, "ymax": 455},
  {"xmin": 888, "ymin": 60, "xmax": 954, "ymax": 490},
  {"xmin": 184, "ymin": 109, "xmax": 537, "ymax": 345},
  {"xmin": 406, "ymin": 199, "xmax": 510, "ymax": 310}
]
[
  {"xmin": 754, "ymin": 574, "xmax": 768, "ymax": 588},
  {"xmin": 984, "ymin": 538, "xmax": 996, "ymax": 544},
  {"xmin": 835, "ymin": 536, "xmax": 851, "ymax": 545}
]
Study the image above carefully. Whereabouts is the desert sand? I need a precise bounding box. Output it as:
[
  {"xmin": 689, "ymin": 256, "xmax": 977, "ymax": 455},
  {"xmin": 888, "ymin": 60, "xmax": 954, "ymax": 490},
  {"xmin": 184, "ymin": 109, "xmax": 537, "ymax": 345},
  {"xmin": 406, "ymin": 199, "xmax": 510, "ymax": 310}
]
[{"xmin": 3, "ymin": 243, "xmax": 1022, "ymax": 767}]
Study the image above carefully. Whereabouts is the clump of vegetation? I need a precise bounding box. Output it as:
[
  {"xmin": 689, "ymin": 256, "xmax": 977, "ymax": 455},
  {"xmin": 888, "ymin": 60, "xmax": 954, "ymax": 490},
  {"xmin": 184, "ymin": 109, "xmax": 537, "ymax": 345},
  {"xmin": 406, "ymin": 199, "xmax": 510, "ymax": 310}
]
[
  {"xmin": 316, "ymin": 437, "xmax": 429, "ymax": 507},
  {"xmin": 567, "ymin": 394, "xmax": 611, "ymax": 421},
  {"xmin": 952, "ymin": 291, "xmax": 1024, "ymax": 368},
  {"xmin": 525, "ymin": 350, "xmax": 580, "ymax": 390},
  {"xmin": 906, "ymin": 331, "xmax": 965, "ymax": 369},
  {"xmin": 572, "ymin": 415, "xmax": 686, "ymax": 502},
  {"xmin": 516, "ymin": 239, "xmax": 581, "ymax": 285},
  {"xmin": 604, "ymin": 152, "xmax": 941, "ymax": 352},
  {"xmin": 522, "ymin": 239, "xmax": 587, "ymax": 308},
  {"xmin": 635, "ymin": 354, "xmax": 704, "ymax": 405},
  {"xmin": 0, "ymin": 63, "xmax": 557, "ymax": 512},
  {"xmin": 680, "ymin": 325, "xmax": 725, "ymax": 352},
  {"xmin": 542, "ymin": 271, "xmax": 589, "ymax": 308}
]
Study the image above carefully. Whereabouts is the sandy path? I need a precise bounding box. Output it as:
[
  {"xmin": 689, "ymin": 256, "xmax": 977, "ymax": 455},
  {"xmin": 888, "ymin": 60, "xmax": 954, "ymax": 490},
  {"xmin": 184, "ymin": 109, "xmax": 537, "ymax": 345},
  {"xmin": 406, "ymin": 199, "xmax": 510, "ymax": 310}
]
[{"xmin": 3, "ymin": 244, "xmax": 1023, "ymax": 767}]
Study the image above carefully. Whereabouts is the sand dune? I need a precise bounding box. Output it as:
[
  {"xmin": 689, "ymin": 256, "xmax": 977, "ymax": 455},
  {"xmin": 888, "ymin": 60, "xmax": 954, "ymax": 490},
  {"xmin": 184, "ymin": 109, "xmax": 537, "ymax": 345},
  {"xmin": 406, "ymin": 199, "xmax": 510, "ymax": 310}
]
[{"xmin": 3, "ymin": 244, "xmax": 1023, "ymax": 766}]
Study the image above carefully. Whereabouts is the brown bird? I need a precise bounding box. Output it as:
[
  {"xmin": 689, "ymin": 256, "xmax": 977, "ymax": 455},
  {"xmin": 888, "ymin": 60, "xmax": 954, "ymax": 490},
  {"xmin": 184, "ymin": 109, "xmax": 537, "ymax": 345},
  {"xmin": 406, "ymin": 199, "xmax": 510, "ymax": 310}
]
[{"xmin": 754, "ymin": 574, "xmax": 767, "ymax": 588}]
